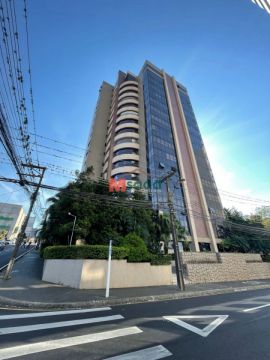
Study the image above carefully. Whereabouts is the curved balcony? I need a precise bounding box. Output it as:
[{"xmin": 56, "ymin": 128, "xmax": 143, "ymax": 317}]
[
  {"xmin": 104, "ymin": 150, "xmax": 110, "ymax": 163},
  {"xmin": 112, "ymin": 153, "xmax": 139, "ymax": 164},
  {"xmin": 113, "ymin": 142, "xmax": 139, "ymax": 153},
  {"xmin": 116, "ymin": 119, "xmax": 138, "ymax": 128},
  {"xmin": 118, "ymin": 86, "xmax": 139, "ymax": 96},
  {"xmin": 114, "ymin": 137, "xmax": 138, "ymax": 147},
  {"xmin": 117, "ymin": 106, "xmax": 139, "ymax": 117},
  {"xmin": 117, "ymin": 98, "xmax": 139, "ymax": 109},
  {"xmin": 119, "ymin": 80, "xmax": 138, "ymax": 90},
  {"xmin": 111, "ymin": 166, "xmax": 140, "ymax": 177},
  {"xmin": 116, "ymin": 113, "xmax": 139, "ymax": 124},
  {"xmin": 118, "ymin": 92, "xmax": 139, "ymax": 102},
  {"xmin": 102, "ymin": 161, "xmax": 108, "ymax": 173},
  {"xmin": 114, "ymin": 131, "xmax": 139, "ymax": 142},
  {"xmin": 105, "ymin": 141, "xmax": 111, "ymax": 153},
  {"xmin": 115, "ymin": 122, "xmax": 139, "ymax": 134}
]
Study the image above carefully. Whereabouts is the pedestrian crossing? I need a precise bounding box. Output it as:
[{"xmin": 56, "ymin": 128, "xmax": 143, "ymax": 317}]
[
  {"xmin": 0, "ymin": 306, "xmax": 112, "ymax": 320},
  {"xmin": 0, "ymin": 307, "xmax": 173, "ymax": 360},
  {"xmin": 104, "ymin": 345, "xmax": 172, "ymax": 360},
  {"xmin": 0, "ymin": 327, "xmax": 142, "ymax": 360},
  {"xmin": 0, "ymin": 314, "xmax": 124, "ymax": 335}
]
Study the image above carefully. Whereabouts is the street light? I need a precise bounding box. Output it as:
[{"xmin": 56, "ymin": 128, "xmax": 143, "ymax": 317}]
[
  {"xmin": 68, "ymin": 212, "xmax": 77, "ymax": 246},
  {"xmin": 159, "ymin": 162, "xmax": 185, "ymax": 291}
]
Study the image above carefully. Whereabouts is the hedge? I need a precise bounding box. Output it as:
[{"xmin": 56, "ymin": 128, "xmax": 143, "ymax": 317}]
[
  {"xmin": 43, "ymin": 245, "xmax": 128, "ymax": 260},
  {"xmin": 120, "ymin": 233, "xmax": 147, "ymax": 252},
  {"xmin": 150, "ymin": 254, "xmax": 172, "ymax": 265},
  {"xmin": 127, "ymin": 247, "xmax": 150, "ymax": 263},
  {"xmin": 43, "ymin": 245, "xmax": 172, "ymax": 265},
  {"xmin": 262, "ymin": 254, "xmax": 270, "ymax": 262}
]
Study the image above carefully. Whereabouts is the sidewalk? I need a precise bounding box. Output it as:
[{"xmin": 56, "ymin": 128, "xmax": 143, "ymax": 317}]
[{"xmin": 1, "ymin": 251, "xmax": 270, "ymax": 310}]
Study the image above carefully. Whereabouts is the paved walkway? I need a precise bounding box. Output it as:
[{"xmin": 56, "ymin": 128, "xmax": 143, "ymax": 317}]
[{"xmin": 1, "ymin": 250, "xmax": 270, "ymax": 309}]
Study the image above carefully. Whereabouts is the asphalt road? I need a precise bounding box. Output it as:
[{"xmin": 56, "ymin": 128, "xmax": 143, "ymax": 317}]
[
  {"xmin": 0, "ymin": 245, "xmax": 32, "ymax": 269},
  {"xmin": 1, "ymin": 288, "xmax": 270, "ymax": 359}
]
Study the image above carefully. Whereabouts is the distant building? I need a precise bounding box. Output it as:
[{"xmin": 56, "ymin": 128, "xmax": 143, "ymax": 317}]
[
  {"xmin": 251, "ymin": 0, "xmax": 270, "ymax": 14},
  {"xmin": 0, "ymin": 202, "xmax": 26, "ymax": 240},
  {"xmin": 25, "ymin": 217, "xmax": 37, "ymax": 241},
  {"xmin": 83, "ymin": 61, "xmax": 224, "ymax": 252}
]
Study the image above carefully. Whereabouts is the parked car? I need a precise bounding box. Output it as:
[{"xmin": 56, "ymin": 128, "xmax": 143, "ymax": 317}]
[{"xmin": 0, "ymin": 241, "xmax": 5, "ymax": 251}]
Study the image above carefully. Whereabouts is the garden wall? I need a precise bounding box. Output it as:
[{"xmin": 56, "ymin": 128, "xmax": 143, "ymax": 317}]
[
  {"xmin": 42, "ymin": 259, "xmax": 172, "ymax": 289},
  {"xmin": 181, "ymin": 252, "xmax": 270, "ymax": 283}
]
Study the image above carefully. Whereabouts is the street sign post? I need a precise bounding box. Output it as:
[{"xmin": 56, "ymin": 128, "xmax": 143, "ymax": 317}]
[{"xmin": 105, "ymin": 240, "xmax": 113, "ymax": 298}]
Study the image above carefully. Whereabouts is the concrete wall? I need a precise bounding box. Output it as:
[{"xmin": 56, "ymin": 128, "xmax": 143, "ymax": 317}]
[
  {"xmin": 42, "ymin": 259, "xmax": 84, "ymax": 288},
  {"xmin": 43, "ymin": 259, "xmax": 172, "ymax": 289},
  {"xmin": 182, "ymin": 252, "xmax": 270, "ymax": 284}
]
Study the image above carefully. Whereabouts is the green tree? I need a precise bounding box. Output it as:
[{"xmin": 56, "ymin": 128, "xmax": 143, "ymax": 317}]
[
  {"xmin": 219, "ymin": 208, "xmax": 270, "ymax": 254},
  {"xmin": 40, "ymin": 168, "xmax": 186, "ymax": 254}
]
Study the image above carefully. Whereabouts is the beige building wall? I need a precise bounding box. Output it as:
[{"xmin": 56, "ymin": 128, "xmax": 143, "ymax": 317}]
[
  {"xmin": 83, "ymin": 81, "xmax": 114, "ymax": 180},
  {"xmin": 102, "ymin": 72, "xmax": 146, "ymax": 184},
  {"xmin": 163, "ymin": 74, "xmax": 218, "ymax": 252}
]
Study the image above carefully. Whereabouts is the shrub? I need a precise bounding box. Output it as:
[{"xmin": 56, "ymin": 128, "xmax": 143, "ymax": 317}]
[
  {"xmin": 43, "ymin": 245, "xmax": 129, "ymax": 260},
  {"xmin": 262, "ymin": 254, "xmax": 270, "ymax": 262},
  {"xmin": 43, "ymin": 244, "xmax": 171, "ymax": 265},
  {"xmin": 40, "ymin": 240, "xmax": 54, "ymax": 258},
  {"xmin": 127, "ymin": 247, "xmax": 150, "ymax": 262},
  {"xmin": 150, "ymin": 254, "xmax": 172, "ymax": 265},
  {"xmin": 120, "ymin": 232, "xmax": 147, "ymax": 251}
]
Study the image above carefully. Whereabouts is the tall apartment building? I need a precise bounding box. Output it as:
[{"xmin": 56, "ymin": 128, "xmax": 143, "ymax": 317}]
[
  {"xmin": 83, "ymin": 61, "xmax": 224, "ymax": 252},
  {"xmin": 251, "ymin": 0, "xmax": 270, "ymax": 14}
]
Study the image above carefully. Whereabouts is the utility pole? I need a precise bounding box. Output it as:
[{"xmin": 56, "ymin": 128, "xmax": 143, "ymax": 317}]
[
  {"xmin": 68, "ymin": 212, "xmax": 77, "ymax": 246},
  {"xmin": 159, "ymin": 164, "xmax": 185, "ymax": 291},
  {"xmin": 3, "ymin": 164, "xmax": 46, "ymax": 280}
]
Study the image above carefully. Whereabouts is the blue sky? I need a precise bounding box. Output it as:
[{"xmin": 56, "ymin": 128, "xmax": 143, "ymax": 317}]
[{"xmin": 1, "ymin": 0, "xmax": 270, "ymax": 220}]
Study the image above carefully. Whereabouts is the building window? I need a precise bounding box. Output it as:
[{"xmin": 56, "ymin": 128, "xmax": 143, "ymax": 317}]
[
  {"xmin": 118, "ymin": 110, "xmax": 138, "ymax": 117},
  {"xmin": 112, "ymin": 160, "xmax": 139, "ymax": 169},
  {"xmin": 117, "ymin": 119, "xmax": 138, "ymax": 126},
  {"xmin": 118, "ymin": 103, "xmax": 138, "ymax": 110},
  {"xmin": 114, "ymin": 137, "xmax": 138, "ymax": 145},
  {"xmin": 114, "ymin": 148, "xmax": 139, "ymax": 156},
  {"xmin": 115, "ymin": 128, "xmax": 139, "ymax": 135}
]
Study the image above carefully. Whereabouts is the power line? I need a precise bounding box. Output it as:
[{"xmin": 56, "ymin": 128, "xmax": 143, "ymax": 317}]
[
  {"xmin": 22, "ymin": 130, "xmax": 86, "ymax": 151},
  {"xmin": 22, "ymin": 0, "xmax": 39, "ymax": 166}
]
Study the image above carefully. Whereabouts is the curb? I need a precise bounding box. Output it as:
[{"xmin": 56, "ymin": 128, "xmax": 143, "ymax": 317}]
[{"xmin": 1, "ymin": 283, "xmax": 270, "ymax": 311}]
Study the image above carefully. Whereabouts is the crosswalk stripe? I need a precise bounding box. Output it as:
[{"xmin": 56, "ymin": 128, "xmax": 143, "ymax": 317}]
[
  {"xmin": 0, "ymin": 326, "xmax": 143, "ymax": 360},
  {"xmin": 243, "ymin": 303, "xmax": 270, "ymax": 312},
  {"xmin": 0, "ymin": 307, "xmax": 111, "ymax": 320},
  {"xmin": 0, "ymin": 315, "xmax": 124, "ymax": 335},
  {"xmin": 104, "ymin": 345, "xmax": 172, "ymax": 359}
]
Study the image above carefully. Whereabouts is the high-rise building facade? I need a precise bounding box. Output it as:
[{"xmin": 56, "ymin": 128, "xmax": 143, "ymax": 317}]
[
  {"xmin": 83, "ymin": 61, "xmax": 224, "ymax": 252},
  {"xmin": 251, "ymin": 0, "xmax": 270, "ymax": 14}
]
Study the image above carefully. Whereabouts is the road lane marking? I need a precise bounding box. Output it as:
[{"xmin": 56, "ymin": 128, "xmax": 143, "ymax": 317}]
[
  {"xmin": 163, "ymin": 315, "xmax": 228, "ymax": 338},
  {"xmin": 0, "ymin": 326, "xmax": 142, "ymax": 360},
  {"xmin": 243, "ymin": 303, "xmax": 270, "ymax": 312},
  {"xmin": 0, "ymin": 314, "xmax": 124, "ymax": 335},
  {"xmin": 0, "ymin": 307, "xmax": 112, "ymax": 320},
  {"xmin": 104, "ymin": 345, "xmax": 172, "ymax": 359},
  {"xmin": 0, "ymin": 287, "xmax": 25, "ymax": 291}
]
